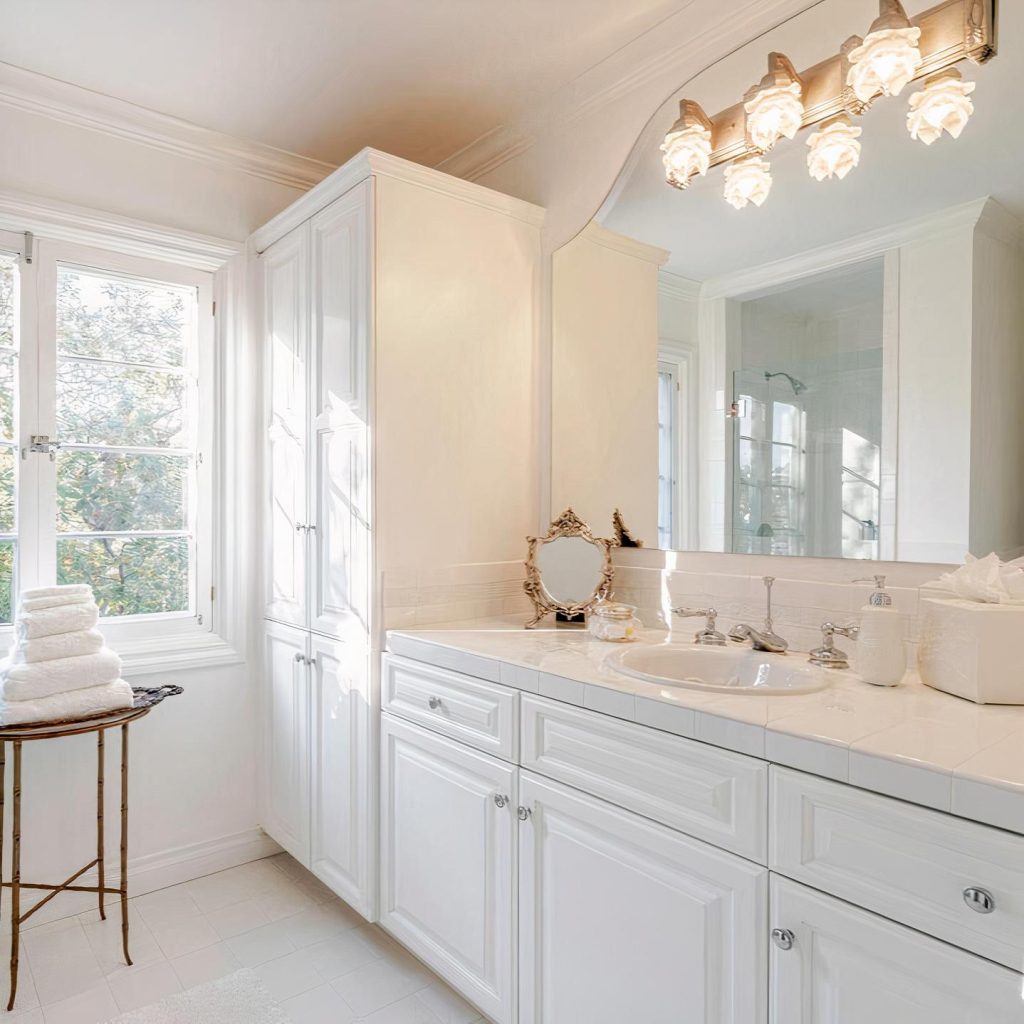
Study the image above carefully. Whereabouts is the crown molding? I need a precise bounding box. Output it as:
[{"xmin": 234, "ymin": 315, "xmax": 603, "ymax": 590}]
[
  {"xmin": 437, "ymin": 0, "xmax": 815, "ymax": 184},
  {"xmin": 578, "ymin": 221, "xmax": 669, "ymax": 265},
  {"xmin": 0, "ymin": 62, "xmax": 334, "ymax": 191},
  {"xmin": 700, "ymin": 197, "xmax": 992, "ymax": 300},
  {"xmin": 0, "ymin": 187, "xmax": 241, "ymax": 271},
  {"xmin": 252, "ymin": 147, "xmax": 546, "ymax": 253},
  {"xmin": 658, "ymin": 270, "xmax": 701, "ymax": 302}
]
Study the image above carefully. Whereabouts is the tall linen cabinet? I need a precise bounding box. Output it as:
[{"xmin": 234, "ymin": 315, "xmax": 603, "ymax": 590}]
[{"xmin": 254, "ymin": 149, "xmax": 542, "ymax": 919}]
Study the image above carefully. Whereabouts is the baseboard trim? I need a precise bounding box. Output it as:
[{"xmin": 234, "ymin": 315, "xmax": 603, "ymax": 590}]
[{"xmin": 21, "ymin": 827, "xmax": 282, "ymax": 930}]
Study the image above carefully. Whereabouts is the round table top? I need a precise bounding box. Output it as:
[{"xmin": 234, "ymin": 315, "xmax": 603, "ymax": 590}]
[{"xmin": 0, "ymin": 705, "xmax": 151, "ymax": 741}]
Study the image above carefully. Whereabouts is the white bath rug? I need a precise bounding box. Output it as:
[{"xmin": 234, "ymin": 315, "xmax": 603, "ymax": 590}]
[{"xmin": 103, "ymin": 968, "xmax": 291, "ymax": 1024}]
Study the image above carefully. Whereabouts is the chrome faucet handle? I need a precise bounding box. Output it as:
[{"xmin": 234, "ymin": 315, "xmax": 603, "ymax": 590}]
[
  {"xmin": 672, "ymin": 607, "xmax": 727, "ymax": 647},
  {"xmin": 756, "ymin": 575, "xmax": 789, "ymax": 652},
  {"xmin": 808, "ymin": 621, "xmax": 860, "ymax": 669}
]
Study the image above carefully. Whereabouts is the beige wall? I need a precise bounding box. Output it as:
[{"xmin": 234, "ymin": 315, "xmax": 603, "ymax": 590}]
[
  {"xmin": 374, "ymin": 173, "xmax": 541, "ymax": 569},
  {"xmin": 551, "ymin": 224, "xmax": 663, "ymax": 542}
]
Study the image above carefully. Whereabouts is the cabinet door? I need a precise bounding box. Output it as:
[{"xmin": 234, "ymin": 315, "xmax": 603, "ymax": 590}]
[
  {"xmin": 262, "ymin": 621, "xmax": 310, "ymax": 864},
  {"xmin": 309, "ymin": 633, "xmax": 375, "ymax": 920},
  {"xmin": 770, "ymin": 876, "xmax": 1024, "ymax": 1023},
  {"xmin": 308, "ymin": 183, "xmax": 372, "ymax": 640},
  {"xmin": 263, "ymin": 225, "xmax": 310, "ymax": 628},
  {"xmin": 380, "ymin": 714, "xmax": 516, "ymax": 1024},
  {"xmin": 518, "ymin": 771, "xmax": 767, "ymax": 1024}
]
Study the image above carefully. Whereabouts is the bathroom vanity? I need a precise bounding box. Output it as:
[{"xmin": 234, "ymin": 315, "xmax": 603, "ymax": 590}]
[{"xmin": 378, "ymin": 625, "xmax": 1024, "ymax": 1024}]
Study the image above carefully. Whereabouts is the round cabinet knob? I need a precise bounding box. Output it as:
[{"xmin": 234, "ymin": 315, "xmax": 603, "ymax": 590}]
[
  {"xmin": 771, "ymin": 928, "xmax": 795, "ymax": 951},
  {"xmin": 517, "ymin": 806, "xmax": 532, "ymax": 821},
  {"xmin": 494, "ymin": 794, "xmax": 509, "ymax": 809},
  {"xmin": 427, "ymin": 696, "xmax": 443, "ymax": 711},
  {"xmin": 963, "ymin": 887, "xmax": 996, "ymax": 914}
]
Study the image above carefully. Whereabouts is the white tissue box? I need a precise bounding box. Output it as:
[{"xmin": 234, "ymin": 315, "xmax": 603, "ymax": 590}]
[{"xmin": 917, "ymin": 597, "xmax": 1024, "ymax": 704}]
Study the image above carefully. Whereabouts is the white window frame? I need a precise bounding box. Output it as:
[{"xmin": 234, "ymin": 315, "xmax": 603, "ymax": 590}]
[{"xmin": 0, "ymin": 228, "xmax": 231, "ymax": 670}]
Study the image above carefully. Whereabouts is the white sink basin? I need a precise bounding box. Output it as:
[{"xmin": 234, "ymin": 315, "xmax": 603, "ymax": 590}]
[{"xmin": 608, "ymin": 643, "xmax": 830, "ymax": 695}]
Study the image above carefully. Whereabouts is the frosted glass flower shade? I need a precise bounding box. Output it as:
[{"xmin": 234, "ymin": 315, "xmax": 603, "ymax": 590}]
[
  {"xmin": 806, "ymin": 117, "xmax": 863, "ymax": 180},
  {"xmin": 745, "ymin": 82, "xmax": 804, "ymax": 152},
  {"xmin": 661, "ymin": 124, "xmax": 713, "ymax": 189},
  {"xmin": 907, "ymin": 70, "xmax": 976, "ymax": 144},
  {"xmin": 724, "ymin": 155, "xmax": 772, "ymax": 210},
  {"xmin": 847, "ymin": 2, "xmax": 923, "ymax": 104}
]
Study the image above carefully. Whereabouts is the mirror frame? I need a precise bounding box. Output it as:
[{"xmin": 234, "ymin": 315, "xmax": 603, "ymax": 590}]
[{"xmin": 523, "ymin": 508, "xmax": 616, "ymax": 629}]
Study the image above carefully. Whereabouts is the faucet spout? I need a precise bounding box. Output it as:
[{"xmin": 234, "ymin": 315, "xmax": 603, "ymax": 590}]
[{"xmin": 728, "ymin": 623, "xmax": 789, "ymax": 654}]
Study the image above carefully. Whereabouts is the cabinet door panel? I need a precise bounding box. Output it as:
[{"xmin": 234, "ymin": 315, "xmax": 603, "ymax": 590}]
[
  {"xmin": 381, "ymin": 714, "xmax": 516, "ymax": 1024},
  {"xmin": 263, "ymin": 225, "xmax": 309, "ymax": 628},
  {"xmin": 518, "ymin": 771, "xmax": 766, "ymax": 1024},
  {"xmin": 770, "ymin": 876, "xmax": 1024, "ymax": 1024},
  {"xmin": 310, "ymin": 634, "xmax": 375, "ymax": 920},
  {"xmin": 309, "ymin": 183, "xmax": 372, "ymax": 639},
  {"xmin": 262, "ymin": 622, "xmax": 310, "ymax": 864}
]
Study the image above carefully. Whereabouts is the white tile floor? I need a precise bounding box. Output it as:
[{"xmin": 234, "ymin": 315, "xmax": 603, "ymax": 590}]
[{"xmin": 0, "ymin": 854, "xmax": 486, "ymax": 1024}]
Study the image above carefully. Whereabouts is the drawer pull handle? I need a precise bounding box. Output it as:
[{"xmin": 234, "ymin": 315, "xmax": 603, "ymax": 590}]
[
  {"xmin": 494, "ymin": 794, "xmax": 509, "ymax": 809},
  {"xmin": 427, "ymin": 696, "xmax": 443, "ymax": 711},
  {"xmin": 517, "ymin": 806, "xmax": 532, "ymax": 821},
  {"xmin": 771, "ymin": 928, "xmax": 795, "ymax": 951},
  {"xmin": 963, "ymin": 887, "xmax": 995, "ymax": 914}
]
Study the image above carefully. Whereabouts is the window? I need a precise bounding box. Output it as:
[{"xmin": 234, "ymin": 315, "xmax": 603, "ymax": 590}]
[
  {"xmin": 656, "ymin": 364, "xmax": 676, "ymax": 549},
  {"xmin": 841, "ymin": 427, "xmax": 881, "ymax": 559},
  {"xmin": 0, "ymin": 233, "xmax": 213, "ymax": 638}
]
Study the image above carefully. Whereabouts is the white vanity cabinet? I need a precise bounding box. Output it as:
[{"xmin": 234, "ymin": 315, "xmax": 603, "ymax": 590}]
[
  {"xmin": 518, "ymin": 771, "xmax": 767, "ymax": 1024},
  {"xmin": 256, "ymin": 149, "xmax": 542, "ymax": 922},
  {"xmin": 380, "ymin": 713, "xmax": 517, "ymax": 1024},
  {"xmin": 770, "ymin": 876, "xmax": 1024, "ymax": 1023}
]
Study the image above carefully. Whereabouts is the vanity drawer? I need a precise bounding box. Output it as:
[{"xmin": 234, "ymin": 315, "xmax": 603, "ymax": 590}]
[
  {"xmin": 770, "ymin": 766, "xmax": 1024, "ymax": 970},
  {"xmin": 381, "ymin": 654, "xmax": 518, "ymax": 761},
  {"xmin": 520, "ymin": 694, "xmax": 767, "ymax": 862}
]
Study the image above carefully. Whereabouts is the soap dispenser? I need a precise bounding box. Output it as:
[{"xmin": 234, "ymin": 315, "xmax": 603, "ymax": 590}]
[{"xmin": 853, "ymin": 575, "xmax": 906, "ymax": 687}]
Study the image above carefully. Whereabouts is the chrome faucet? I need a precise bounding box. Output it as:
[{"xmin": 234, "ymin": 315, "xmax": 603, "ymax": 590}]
[
  {"xmin": 672, "ymin": 607, "xmax": 727, "ymax": 646},
  {"xmin": 809, "ymin": 622, "xmax": 860, "ymax": 669},
  {"xmin": 728, "ymin": 576, "xmax": 789, "ymax": 653}
]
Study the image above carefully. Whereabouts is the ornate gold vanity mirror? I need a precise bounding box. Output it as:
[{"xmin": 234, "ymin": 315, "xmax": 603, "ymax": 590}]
[{"xmin": 523, "ymin": 509, "xmax": 616, "ymax": 628}]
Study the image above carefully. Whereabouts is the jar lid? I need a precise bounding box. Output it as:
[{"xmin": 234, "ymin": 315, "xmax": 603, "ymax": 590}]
[{"xmin": 593, "ymin": 601, "xmax": 637, "ymax": 620}]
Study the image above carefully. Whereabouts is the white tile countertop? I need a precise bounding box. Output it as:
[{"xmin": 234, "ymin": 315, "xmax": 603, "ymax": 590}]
[{"xmin": 386, "ymin": 618, "xmax": 1024, "ymax": 836}]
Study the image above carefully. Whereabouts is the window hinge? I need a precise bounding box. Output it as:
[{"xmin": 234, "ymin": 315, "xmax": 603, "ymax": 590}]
[
  {"xmin": 210, "ymin": 586, "xmax": 215, "ymax": 602},
  {"xmin": 21, "ymin": 232, "xmax": 33, "ymax": 265},
  {"xmin": 212, "ymin": 300, "xmax": 217, "ymax": 316}
]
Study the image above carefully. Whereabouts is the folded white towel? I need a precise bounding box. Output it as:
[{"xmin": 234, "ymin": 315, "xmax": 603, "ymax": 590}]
[
  {"xmin": 15, "ymin": 602, "xmax": 98, "ymax": 640},
  {"xmin": 9, "ymin": 628, "xmax": 105, "ymax": 665},
  {"xmin": 1, "ymin": 649, "xmax": 122, "ymax": 702},
  {"xmin": 0, "ymin": 679, "xmax": 134, "ymax": 726},
  {"xmin": 19, "ymin": 592, "xmax": 94, "ymax": 613},
  {"xmin": 20, "ymin": 584, "xmax": 93, "ymax": 602}
]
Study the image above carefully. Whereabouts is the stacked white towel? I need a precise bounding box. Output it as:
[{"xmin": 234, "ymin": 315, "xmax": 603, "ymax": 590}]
[{"xmin": 0, "ymin": 585, "xmax": 133, "ymax": 725}]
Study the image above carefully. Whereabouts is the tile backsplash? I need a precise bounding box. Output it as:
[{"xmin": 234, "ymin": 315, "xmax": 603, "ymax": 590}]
[
  {"xmin": 611, "ymin": 548, "xmax": 952, "ymax": 655},
  {"xmin": 382, "ymin": 559, "xmax": 530, "ymax": 629}
]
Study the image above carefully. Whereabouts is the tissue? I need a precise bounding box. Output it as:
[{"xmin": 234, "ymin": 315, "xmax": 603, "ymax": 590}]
[{"xmin": 931, "ymin": 553, "xmax": 1024, "ymax": 605}]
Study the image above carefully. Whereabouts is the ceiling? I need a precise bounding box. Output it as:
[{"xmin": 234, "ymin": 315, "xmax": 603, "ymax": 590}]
[
  {"xmin": 600, "ymin": 0, "xmax": 1022, "ymax": 281},
  {"xmin": 0, "ymin": 0, "xmax": 692, "ymax": 169}
]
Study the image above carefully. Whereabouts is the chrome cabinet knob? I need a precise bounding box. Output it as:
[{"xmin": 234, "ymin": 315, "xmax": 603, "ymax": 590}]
[
  {"xmin": 517, "ymin": 806, "xmax": 532, "ymax": 821},
  {"xmin": 963, "ymin": 887, "xmax": 995, "ymax": 914},
  {"xmin": 771, "ymin": 928, "xmax": 795, "ymax": 951},
  {"xmin": 494, "ymin": 794, "xmax": 509, "ymax": 809},
  {"xmin": 427, "ymin": 696, "xmax": 443, "ymax": 711},
  {"xmin": 293, "ymin": 652, "xmax": 305, "ymax": 663}
]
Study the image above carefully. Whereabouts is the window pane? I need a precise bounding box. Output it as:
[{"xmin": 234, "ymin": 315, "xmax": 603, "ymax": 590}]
[
  {"xmin": 58, "ymin": 537, "xmax": 189, "ymax": 616},
  {"xmin": 0, "ymin": 256, "xmax": 14, "ymax": 350},
  {"xmin": 57, "ymin": 451, "xmax": 188, "ymax": 533},
  {"xmin": 57, "ymin": 361, "xmax": 185, "ymax": 447},
  {"xmin": 0, "ymin": 353, "xmax": 15, "ymax": 443},
  {"xmin": 771, "ymin": 444, "xmax": 796, "ymax": 487},
  {"xmin": 842, "ymin": 427, "xmax": 880, "ymax": 485},
  {"xmin": 0, "ymin": 541, "xmax": 12, "ymax": 625},
  {"xmin": 773, "ymin": 402, "xmax": 799, "ymax": 447},
  {"xmin": 0, "ymin": 447, "xmax": 13, "ymax": 534},
  {"xmin": 57, "ymin": 268, "xmax": 189, "ymax": 367}
]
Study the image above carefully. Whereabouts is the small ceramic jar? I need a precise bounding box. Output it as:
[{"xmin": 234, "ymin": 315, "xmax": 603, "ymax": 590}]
[{"xmin": 588, "ymin": 601, "xmax": 641, "ymax": 643}]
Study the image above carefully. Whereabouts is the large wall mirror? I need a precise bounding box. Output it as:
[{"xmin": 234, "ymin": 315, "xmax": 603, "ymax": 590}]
[{"xmin": 551, "ymin": 0, "xmax": 1018, "ymax": 566}]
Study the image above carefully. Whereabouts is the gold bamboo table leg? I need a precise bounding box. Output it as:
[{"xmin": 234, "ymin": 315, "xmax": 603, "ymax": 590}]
[{"xmin": 0, "ymin": 708, "xmax": 151, "ymax": 1012}]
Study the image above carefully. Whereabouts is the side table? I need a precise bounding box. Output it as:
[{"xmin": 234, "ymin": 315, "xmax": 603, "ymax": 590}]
[{"xmin": 0, "ymin": 684, "xmax": 181, "ymax": 1011}]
